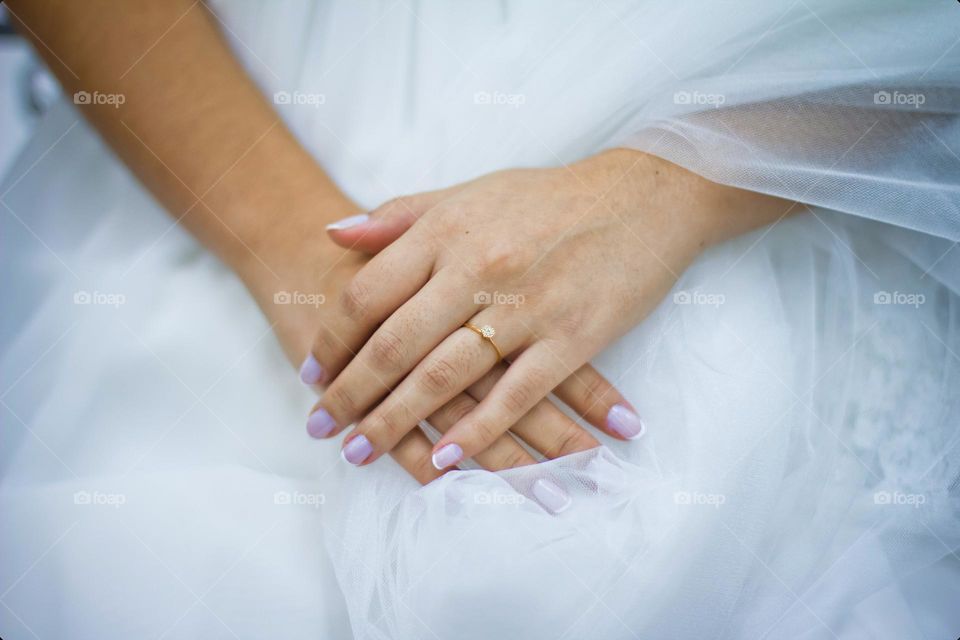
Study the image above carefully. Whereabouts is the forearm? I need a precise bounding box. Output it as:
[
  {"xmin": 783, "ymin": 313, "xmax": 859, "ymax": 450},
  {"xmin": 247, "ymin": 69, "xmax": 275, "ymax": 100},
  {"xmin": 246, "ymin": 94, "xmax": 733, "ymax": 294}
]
[{"xmin": 8, "ymin": 0, "xmax": 352, "ymax": 281}]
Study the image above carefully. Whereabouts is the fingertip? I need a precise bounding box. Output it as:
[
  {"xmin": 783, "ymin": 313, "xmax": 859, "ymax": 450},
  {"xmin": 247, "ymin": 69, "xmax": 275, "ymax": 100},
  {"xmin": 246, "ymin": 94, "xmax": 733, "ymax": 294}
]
[{"xmin": 325, "ymin": 213, "xmax": 370, "ymax": 231}]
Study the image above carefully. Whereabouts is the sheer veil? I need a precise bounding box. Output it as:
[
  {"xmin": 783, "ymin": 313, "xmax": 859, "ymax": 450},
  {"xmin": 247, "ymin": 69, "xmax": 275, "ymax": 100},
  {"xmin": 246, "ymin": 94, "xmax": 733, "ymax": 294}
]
[{"xmin": 1, "ymin": 1, "xmax": 958, "ymax": 639}]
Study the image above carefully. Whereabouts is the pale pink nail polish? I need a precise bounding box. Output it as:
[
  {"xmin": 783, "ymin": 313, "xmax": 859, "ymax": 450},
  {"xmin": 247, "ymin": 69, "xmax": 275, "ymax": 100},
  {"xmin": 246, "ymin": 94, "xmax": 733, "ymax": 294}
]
[
  {"xmin": 299, "ymin": 353, "xmax": 324, "ymax": 385},
  {"xmin": 606, "ymin": 404, "xmax": 645, "ymax": 440},
  {"xmin": 533, "ymin": 479, "xmax": 572, "ymax": 514},
  {"xmin": 341, "ymin": 435, "xmax": 373, "ymax": 465},
  {"xmin": 432, "ymin": 443, "xmax": 463, "ymax": 470},
  {"xmin": 307, "ymin": 408, "xmax": 336, "ymax": 438},
  {"xmin": 325, "ymin": 213, "xmax": 370, "ymax": 230}
]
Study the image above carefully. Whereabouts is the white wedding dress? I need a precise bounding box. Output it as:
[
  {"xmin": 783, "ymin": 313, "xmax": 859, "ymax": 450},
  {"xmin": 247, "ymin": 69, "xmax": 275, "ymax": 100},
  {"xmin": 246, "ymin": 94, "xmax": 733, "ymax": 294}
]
[{"xmin": 2, "ymin": 2, "xmax": 959, "ymax": 639}]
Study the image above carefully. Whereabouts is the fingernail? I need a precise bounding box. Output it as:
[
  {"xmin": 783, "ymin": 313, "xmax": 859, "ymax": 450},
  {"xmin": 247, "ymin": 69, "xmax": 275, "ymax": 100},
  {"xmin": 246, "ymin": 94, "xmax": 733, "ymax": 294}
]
[
  {"xmin": 431, "ymin": 443, "xmax": 463, "ymax": 470},
  {"xmin": 606, "ymin": 404, "xmax": 646, "ymax": 440},
  {"xmin": 341, "ymin": 434, "xmax": 373, "ymax": 465},
  {"xmin": 299, "ymin": 353, "xmax": 324, "ymax": 385},
  {"xmin": 325, "ymin": 213, "xmax": 370, "ymax": 230},
  {"xmin": 307, "ymin": 408, "xmax": 336, "ymax": 438},
  {"xmin": 533, "ymin": 479, "xmax": 572, "ymax": 514}
]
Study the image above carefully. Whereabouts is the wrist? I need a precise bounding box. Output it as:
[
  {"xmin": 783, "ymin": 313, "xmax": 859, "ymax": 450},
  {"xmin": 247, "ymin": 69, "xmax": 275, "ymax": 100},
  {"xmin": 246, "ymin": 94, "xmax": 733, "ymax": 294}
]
[{"xmin": 584, "ymin": 148, "xmax": 791, "ymax": 261}]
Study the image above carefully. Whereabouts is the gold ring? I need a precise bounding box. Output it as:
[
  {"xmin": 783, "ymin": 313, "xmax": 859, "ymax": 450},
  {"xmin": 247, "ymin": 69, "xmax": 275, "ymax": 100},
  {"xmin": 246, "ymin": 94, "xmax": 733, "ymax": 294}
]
[{"xmin": 464, "ymin": 323, "xmax": 503, "ymax": 361}]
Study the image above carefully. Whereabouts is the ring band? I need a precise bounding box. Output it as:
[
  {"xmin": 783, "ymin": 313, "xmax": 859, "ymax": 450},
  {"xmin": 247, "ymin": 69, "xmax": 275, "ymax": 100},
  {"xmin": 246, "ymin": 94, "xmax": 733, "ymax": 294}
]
[{"xmin": 464, "ymin": 323, "xmax": 503, "ymax": 361}]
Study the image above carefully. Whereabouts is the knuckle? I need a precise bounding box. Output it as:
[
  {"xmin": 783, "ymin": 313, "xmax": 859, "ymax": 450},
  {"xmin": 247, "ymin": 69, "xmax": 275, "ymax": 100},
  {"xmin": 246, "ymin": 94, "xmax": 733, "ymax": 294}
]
[
  {"xmin": 497, "ymin": 446, "xmax": 530, "ymax": 470},
  {"xmin": 545, "ymin": 424, "xmax": 595, "ymax": 458},
  {"xmin": 501, "ymin": 375, "xmax": 543, "ymax": 416},
  {"xmin": 408, "ymin": 452, "xmax": 441, "ymax": 483},
  {"xmin": 324, "ymin": 385, "xmax": 357, "ymax": 422},
  {"xmin": 419, "ymin": 357, "xmax": 460, "ymax": 396},
  {"xmin": 339, "ymin": 277, "xmax": 370, "ymax": 322},
  {"xmin": 368, "ymin": 328, "xmax": 407, "ymax": 372},
  {"xmin": 470, "ymin": 418, "xmax": 501, "ymax": 446},
  {"xmin": 476, "ymin": 244, "xmax": 525, "ymax": 279},
  {"xmin": 581, "ymin": 372, "xmax": 613, "ymax": 410},
  {"xmin": 552, "ymin": 308, "xmax": 587, "ymax": 339},
  {"xmin": 436, "ymin": 394, "xmax": 476, "ymax": 426},
  {"xmin": 370, "ymin": 409, "xmax": 409, "ymax": 441}
]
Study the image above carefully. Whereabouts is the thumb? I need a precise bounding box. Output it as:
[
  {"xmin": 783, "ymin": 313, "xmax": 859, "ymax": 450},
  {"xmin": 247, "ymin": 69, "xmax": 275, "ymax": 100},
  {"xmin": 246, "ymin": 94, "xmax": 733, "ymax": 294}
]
[{"xmin": 326, "ymin": 193, "xmax": 435, "ymax": 254}]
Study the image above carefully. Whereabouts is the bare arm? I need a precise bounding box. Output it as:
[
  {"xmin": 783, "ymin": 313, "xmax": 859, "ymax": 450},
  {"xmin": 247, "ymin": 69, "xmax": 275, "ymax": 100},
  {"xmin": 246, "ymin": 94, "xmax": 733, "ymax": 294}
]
[{"xmin": 7, "ymin": 0, "xmax": 355, "ymax": 284}]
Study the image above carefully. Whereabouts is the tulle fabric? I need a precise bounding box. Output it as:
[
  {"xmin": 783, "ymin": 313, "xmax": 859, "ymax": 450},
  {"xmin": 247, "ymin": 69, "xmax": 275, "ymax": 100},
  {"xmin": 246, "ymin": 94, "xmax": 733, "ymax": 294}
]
[{"xmin": 2, "ymin": 1, "xmax": 959, "ymax": 639}]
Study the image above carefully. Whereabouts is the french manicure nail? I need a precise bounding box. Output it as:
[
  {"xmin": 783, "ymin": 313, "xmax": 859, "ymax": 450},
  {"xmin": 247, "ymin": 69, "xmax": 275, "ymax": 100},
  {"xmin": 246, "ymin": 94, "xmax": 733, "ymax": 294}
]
[
  {"xmin": 299, "ymin": 353, "xmax": 325, "ymax": 385},
  {"xmin": 307, "ymin": 408, "xmax": 336, "ymax": 438},
  {"xmin": 325, "ymin": 213, "xmax": 370, "ymax": 230},
  {"xmin": 341, "ymin": 435, "xmax": 373, "ymax": 465},
  {"xmin": 606, "ymin": 404, "xmax": 646, "ymax": 440},
  {"xmin": 533, "ymin": 479, "xmax": 572, "ymax": 514},
  {"xmin": 431, "ymin": 443, "xmax": 463, "ymax": 470}
]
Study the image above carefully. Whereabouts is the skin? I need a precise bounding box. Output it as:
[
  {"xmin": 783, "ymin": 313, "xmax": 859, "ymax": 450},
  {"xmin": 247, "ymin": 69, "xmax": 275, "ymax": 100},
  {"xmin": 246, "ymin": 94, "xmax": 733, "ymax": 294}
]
[
  {"xmin": 318, "ymin": 149, "xmax": 795, "ymax": 469},
  {"xmin": 9, "ymin": 0, "xmax": 644, "ymax": 484}
]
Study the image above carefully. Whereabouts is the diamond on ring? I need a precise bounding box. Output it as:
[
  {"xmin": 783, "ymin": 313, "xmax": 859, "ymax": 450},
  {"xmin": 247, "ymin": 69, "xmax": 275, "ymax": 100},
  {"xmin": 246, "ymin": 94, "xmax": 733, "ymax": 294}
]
[{"xmin": 480, "ymin": 325, "xmax": 496, "ymax": 338}]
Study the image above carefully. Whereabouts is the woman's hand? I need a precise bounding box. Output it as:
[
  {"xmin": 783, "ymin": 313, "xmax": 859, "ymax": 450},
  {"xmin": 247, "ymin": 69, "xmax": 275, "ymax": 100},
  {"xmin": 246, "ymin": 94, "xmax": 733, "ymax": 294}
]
[
  {"xmin": 315, "ymin": 149, "xmax": 792, "ymax": 469},
  {"xmin": 242, "ymin": 194, "xmax": 632, "ymax": 491}
]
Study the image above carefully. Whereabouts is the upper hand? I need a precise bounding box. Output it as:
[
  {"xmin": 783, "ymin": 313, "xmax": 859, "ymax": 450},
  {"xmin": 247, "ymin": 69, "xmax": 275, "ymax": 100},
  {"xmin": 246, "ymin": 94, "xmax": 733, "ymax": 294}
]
[{"xmin": 312, "ymin": 149, "xmax": 779, "ymax": 470}]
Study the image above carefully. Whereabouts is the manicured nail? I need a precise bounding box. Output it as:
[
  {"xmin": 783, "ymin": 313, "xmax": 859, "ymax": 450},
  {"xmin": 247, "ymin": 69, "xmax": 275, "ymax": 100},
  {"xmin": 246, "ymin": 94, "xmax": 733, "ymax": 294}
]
[
  {"xmin": 606, "ymin": 404, "xmax": 645, "ymax": 440},
  {"xmin": 325, "ymin": 213, "xmax": 370, "ymax": 230},
  {"xmin": 341, "ymin": 434, "xmax": 373, "ymax": 465},
  {"xmin": 299, "ymin": 353, "xmax": 324, "ymax": 385},
  {"xmin": 307, "ymin": 408, "xmax": 336, "ymax": 438},
  {"xmin": 533, "ymin": 479, "xmax": 572, "ymax": 514},
  {"xmin": 431, "ymin": 443, "xmax": 463, "ymax": 470}
]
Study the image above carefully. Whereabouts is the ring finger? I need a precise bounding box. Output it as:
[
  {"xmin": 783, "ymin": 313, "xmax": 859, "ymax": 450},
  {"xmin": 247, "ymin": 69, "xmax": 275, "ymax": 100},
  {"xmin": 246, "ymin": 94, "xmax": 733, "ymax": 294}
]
[{"xmin": 339, "ymin": 311, "xmax": 527, "ymax": 466}]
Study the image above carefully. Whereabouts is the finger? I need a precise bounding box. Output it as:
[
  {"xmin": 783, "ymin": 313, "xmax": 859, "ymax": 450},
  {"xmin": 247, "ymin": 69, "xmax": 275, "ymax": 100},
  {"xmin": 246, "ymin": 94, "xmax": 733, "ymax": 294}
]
[
  {"xmin": 553, "ymin": 364, "xmax": 645, "ymax": 440},
  {"xmin": 468, "ymin": 363, "xmax": 600, "ymax": 459},
  {"xmin": 432, "ymin": 343, "xmax": 570, "ymax": 467},
  {"xmin": 339, "ymin": 319, "xmax": 528, "ymax": 466},
  {"xmin": 316, "ymin": 269, "xmax": 477, "ymax": 435},
  {"xmin": 326, "ymin": 188, "xmax": 450, "ymax": 254},
  {"xmin": 387, "ymin": 426, "xmax": 448, "ymax": 485},
  {"xmin": 300, "ymin": 231, "xmax": 434, "ymax": 387},
  {"xmin": 427, "ymin": 391, "xmax": 536, "ymax": 471}
]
